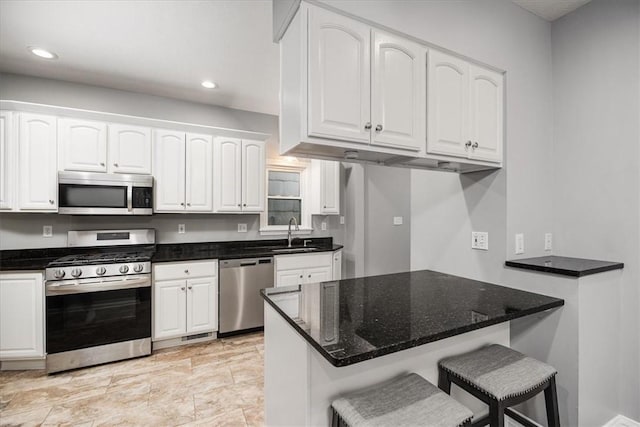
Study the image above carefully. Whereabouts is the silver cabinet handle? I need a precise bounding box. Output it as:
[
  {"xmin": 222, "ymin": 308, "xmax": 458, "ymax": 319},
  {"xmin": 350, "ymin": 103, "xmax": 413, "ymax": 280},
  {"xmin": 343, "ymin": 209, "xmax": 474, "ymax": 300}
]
[
  {"xmin": 299, "ymin": 275, "xmax": 303, "ymax": 279},
  {"xmin": 308, "ymin": 274, "xmax": 311, "ymax": 278},
  {"xmin": 187, "ymin": 203, "xmax": 191, "ymax": 207},
  {"xmin": 364, "ymin": 122, "xmax": 372, "ymax": 130},
  {"xmin": 375, "ymin": 124, "xmax": 383, "ymax": 132},
  {"xmin": 180, "ymin": 286, "xmax": 186, "ymax": 291},
  {"xmin": 472, "ymin": 142, "xmax": 479, "ymax": 149},
  {"xmin": 184, "ymin": 270, "xmax": 189, "ymax": 274},
  {"xmin": 180, "ymin": 202, "xmax": 185, "ymax": 206},
  {"xmin": 49, "ymin": 199, "xmax": 54, "ymax": 204},
  {"xmin": 243, "ymin": 203, "xmax": 247, "ymax": 207},
  {"xmin": 100, "ymin": 162, "xmax": 105, "ymax": 166},
  {"xmin": 465, "ymin": 141, "xmax": 472, "ymax": 149},
  {"xmin": 323, "ymin": 205, "xmax": 326, "ymax": 208},
  {"xmin": 188, "ymin": 285, "xmax": 193, "ymax": 290},
  {"xmin": 114, "ymin": 163, "xmax": 119, "ymax": 167}
]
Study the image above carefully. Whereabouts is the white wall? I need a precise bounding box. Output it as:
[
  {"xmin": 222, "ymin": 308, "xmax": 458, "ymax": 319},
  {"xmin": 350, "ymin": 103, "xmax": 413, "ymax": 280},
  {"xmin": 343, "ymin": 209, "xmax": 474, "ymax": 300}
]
[
  {"xmin": 0, "ymin": 73, "xmax": 345, "ymax": 249},
  {"xmin": 551, "ymin": 0, "xmax": 640, "ymax": 419}
]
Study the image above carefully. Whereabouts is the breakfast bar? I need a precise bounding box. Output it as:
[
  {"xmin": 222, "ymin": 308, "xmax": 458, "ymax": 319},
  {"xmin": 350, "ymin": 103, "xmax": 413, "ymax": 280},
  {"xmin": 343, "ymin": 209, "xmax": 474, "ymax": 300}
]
[{"xmin": 261, "ymin": 270, "xmax": 564, "ymax": 426}]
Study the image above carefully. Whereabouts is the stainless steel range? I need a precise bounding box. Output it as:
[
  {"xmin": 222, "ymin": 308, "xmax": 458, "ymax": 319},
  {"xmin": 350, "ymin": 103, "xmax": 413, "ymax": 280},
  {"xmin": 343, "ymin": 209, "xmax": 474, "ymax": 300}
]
[{"xmin": 45, "ymin": 229, "xmax": 155, "ymax": 373}]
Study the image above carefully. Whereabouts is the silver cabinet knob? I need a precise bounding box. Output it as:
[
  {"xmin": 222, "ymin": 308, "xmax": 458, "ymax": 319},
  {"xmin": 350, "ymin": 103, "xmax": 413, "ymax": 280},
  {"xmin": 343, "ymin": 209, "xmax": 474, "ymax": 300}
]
[
  {"xmin": 49, "ymin": 199, "xmax": 54, "ymax": 204},
  {"xmin": 323, "ymin": 205, "xmax": 326, "ymax": 208},
  {"xmin": 308, "ymin": 274, "xmax": 311, "ymax": 278},
  {"xmin": 237, "ymin": 204, "xmax": 241, "ymax": 207},
  {"xmin": 188, "ymin": 285, "xmax": 193, "ymax": 290},
  {"xmin": 299, "ymin": 275, "xmax": 303, "ymax": 279},
  {"xmin": 465, "ymin": 140, "xmax": 472, "ymax": 149},
  {"xmin": 180, "ymin": 202, "xmax": 185, "ymax": 206},
  {"xmin": 100, "ymin": 162, "xmax": 105, "ymax": 166},
  {"xmin": 243, "ymin": 203, "xmax": 247, "ymax": 207},
  {"xmin": 375, "ymin": 124, "xmax": 383, "ymax": 132},
  {"xmin": 113, "ymin": 163, "xmax": 119, "ymax": 167},
  {"xmin": 364, "ymin": 122, "xmax": 372, "ymax": 130},
  {"xmin": 184, "ymin": 270, "xmax": 189, "ymax": 274},
  {"xmin": 472, "ymin": 142, "xmax": 479, "ymax": 149},
  {"xmin": 187, "ymin": 203, "xmax": 191, "ymax": 207},
  {"xmin": 181, "ymin": 286, "xmax": 186, "ymax": 291}
]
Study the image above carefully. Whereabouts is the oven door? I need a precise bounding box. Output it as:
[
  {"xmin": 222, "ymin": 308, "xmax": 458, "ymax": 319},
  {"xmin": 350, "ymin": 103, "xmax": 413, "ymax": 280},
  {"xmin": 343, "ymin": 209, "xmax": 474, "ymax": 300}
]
[{"xmin": 45, "ymin": 276, "xmax": 151, "ymax": 355}]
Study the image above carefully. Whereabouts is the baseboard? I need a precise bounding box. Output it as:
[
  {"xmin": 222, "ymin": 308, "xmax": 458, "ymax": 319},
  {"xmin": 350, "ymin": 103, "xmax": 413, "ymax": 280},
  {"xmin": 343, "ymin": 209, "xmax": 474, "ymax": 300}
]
[
  {"xmin": 152, "ymin": 332, "xmax": 217, "ymax": 350},
  {"xmin": 603, "ymin": 415, "xmax": 640, "ymax": 427},
  {"xmin": 0, "ymin": 359, "xmax": 46, "ymax": 370}
]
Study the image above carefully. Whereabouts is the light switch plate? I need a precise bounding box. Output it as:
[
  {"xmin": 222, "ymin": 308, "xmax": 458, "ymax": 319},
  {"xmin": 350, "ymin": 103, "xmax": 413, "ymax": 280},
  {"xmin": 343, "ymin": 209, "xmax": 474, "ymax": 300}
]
[
  {"xmin": 238, "ymin": 223, "xmax": 247, "ymax": 233},
  {"xmin": 43, "ymin": 225, "xmax": 53, "ymax": 238},
  {"xmin": 544, "ymin": 233, "xmax": 553, "ymax": 251},
  {"xmin": 178, "ymin": 224, "xmax": 186, "ymax": 234},
  {"xmin": 471, "ymin": 231, "xmax": 488, "ymax": 250},
  {"xmin": 340, "ymin": 216, "xmax": 345, "ymax": 225},
  {"xmin": 321, "ymin": 222, "xmax": 327, "ymax": 231},
  {"xmin": 393, "ymin": 216, "xmax": 403, "ymax": 225},
  {"xmin": 515, "ymin": 233, "xmax": 525, "ymax": 254}
]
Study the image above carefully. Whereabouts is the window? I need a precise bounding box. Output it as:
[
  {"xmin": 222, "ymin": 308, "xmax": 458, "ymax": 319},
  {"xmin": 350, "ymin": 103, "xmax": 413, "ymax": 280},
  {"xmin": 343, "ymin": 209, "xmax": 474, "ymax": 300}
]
[{"xmin": 260, "ymin": 163, "xmax": 312, "ymax": 234}]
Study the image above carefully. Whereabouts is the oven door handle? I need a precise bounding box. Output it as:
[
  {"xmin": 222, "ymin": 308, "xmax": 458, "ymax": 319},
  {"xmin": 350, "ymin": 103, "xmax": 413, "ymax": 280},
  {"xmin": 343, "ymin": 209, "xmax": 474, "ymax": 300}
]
[
  {"xmin": 127, "ymin": 184, "xmax": 133, "ymax": 212},
  {"xmin": 46, "ymin": 277, "xmax": 151, "ymax": 296}
]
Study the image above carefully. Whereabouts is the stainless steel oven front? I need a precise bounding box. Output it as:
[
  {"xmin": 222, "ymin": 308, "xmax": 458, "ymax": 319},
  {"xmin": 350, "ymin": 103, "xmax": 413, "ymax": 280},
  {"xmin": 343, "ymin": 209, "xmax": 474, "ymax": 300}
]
[
  {"xmin": 45, "ymin": 275, "xmax": 152, "ymax": 373},
  {"xmin": 58, "ymin": 171, "xmax": 153, "ymax": 215}
]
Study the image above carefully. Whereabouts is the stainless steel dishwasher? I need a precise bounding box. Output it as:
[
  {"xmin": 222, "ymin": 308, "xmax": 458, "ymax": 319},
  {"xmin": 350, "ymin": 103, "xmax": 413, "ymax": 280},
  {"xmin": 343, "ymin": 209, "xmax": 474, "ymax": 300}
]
[{"xmin": 219, "ymin": 257, "xmax": 274, "ymax": 335}]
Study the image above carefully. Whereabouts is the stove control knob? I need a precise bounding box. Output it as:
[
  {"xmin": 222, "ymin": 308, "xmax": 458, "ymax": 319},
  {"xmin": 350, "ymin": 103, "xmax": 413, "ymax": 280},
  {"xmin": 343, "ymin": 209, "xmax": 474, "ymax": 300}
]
[
  {"xmin": 96, "ymin": 267, "xmax": 107, "ymax": 276},
  {"xmin": 119, "ymin": 265, "xmax": 130, "ymax": 274},
  {"xmin": 71, "ymin": 268, "xmax": 82, "ymax": 278},
  {"xmin": 133, "ymin": 264, "xmax": 144, "ymax": 273},
  {"xmin": 53, "ymin": 269, "xmax": 66, "ymax": 279}
]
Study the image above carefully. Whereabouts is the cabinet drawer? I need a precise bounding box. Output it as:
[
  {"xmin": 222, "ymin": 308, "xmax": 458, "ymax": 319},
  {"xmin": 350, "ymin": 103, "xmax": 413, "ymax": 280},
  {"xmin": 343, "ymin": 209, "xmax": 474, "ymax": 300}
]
[
  {"xmin": 275, "ymin": 252, "xmax": 332, "ymax": 271},
  {"xmin": 153, "ymin": 260, "xmax": 218, "ymax": 281}
]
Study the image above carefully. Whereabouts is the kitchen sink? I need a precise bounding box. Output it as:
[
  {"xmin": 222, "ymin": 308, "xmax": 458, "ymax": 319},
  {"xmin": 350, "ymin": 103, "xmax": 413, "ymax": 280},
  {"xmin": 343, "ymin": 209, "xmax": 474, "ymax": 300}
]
[{"xmin": 272, "ymin": 247, "xmax": 318, "ymax": 253}]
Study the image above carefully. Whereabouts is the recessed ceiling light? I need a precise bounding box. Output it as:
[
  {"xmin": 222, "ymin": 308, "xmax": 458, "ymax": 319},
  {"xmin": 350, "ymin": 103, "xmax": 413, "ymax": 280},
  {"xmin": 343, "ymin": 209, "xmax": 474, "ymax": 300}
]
[
  {"xmin": 201, "ymin": 80, "xmax": 218, "ymax": 89},
  {"xmin": 28, "ymin": 47, "xmax": 58, "ymax": 60}
]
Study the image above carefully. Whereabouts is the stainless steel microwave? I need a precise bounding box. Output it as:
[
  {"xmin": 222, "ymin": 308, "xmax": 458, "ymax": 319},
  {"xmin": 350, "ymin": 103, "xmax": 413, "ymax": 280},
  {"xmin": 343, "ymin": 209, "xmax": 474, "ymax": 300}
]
[{"xmin": 58, "ymin": 172, "xmax": 153, "ymax": 215}]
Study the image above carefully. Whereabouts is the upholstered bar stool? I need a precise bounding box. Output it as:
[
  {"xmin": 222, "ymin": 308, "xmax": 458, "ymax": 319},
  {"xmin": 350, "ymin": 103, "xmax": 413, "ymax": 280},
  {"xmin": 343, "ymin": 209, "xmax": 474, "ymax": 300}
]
[
  {"xmin": 438, "ymin": 344, "xmax": 560, "ymax": 427},
  {"xmin": 331, "ymin": 373, "xmax": 474, "ymax": 427}
]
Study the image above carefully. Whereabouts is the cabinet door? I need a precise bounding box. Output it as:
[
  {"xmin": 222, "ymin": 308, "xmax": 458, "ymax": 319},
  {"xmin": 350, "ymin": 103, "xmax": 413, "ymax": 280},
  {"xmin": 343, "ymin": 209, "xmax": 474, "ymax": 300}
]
[
  {"xmin": 0, "ymin": 273, "xmax": 44, "ymax": 360},
  {"xmin": 108, "ymin": 124, "xmax": 152, "ymax": 174},
  {"xmin": 332, "ymin": 250, "xmax": 342, "ymax": 280},
  {"xmin": 468, "ymin": 65, "xmax": 503, "ymax": 163},
  {"xmin": 186, "ymin": 276, "xmax": 217, "ymax": 334},
  {"xmin": 153, "ymin": 279, "xmax": 187, "ymax": 340},
  {"xmin": 241, "ymin": 140, "xmax": 265, "ymax": 212},
  {"xmin": 213, "ymin": 137, "xmax": 242, "ymax": 213},
  {"xmin": 427, "ymin": 50, "xmax": 470, "ymax": 159},
  {"xmin": 58, "ymin": 118, "xmax": 107, "ymax": 172},
  {"xmin": 305, "ymin": 265, "xmax": 332, "ymax": 284},
  {"xmin": 18, "ymin": 113, "xmax": 58, "ymax": 211},
  {"xmin": 308, "ymin": 5, "xmax": 371, "ymax": 144},
  {"xmin": 275, "ymin": 269, "xmax": 304, "ymax": 287},
  {"xmin": 153, "ymin": 130, "xmax": 186, "ymax": 212},
  {"xmin": 186, "ymin": 133, "xmax": 213, "ymax": 212},
  {"xmin": 371, "ymin": 30, "xmax": 426, "ymax": 151},
  {"xmin": 0, "ymin": 111, "xmax": 14, "ymax": 210},
  {"xmin": 321, "ymin": 161, "xmax": 340, "ymax": 214}
]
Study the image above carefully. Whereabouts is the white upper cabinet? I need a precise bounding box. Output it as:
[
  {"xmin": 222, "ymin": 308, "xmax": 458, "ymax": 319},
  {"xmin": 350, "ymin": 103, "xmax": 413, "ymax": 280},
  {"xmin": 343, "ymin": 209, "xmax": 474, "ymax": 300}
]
[
  {"xmin": 310, "ymin": 160, "xmax": 340, "ymax": 215},
  {"xmin": 0, "ymin": 111, "xmax": 14, "ymax": 210},
  {"xmin": 58, "ymin": 118, "xmax": 107, "ymax": 172},
  {"xmin": 468, "ymin": 65, "xmax": 503, "ymax": 163},
  {"xmin": 241, "ymin": 140, "xmax": 265, "ymax": 212},
  {"xmin": 213, "ymin": 137, "xmax": 265, "ymax": 213},
  {"xmin": 185, "ymin": 133, "xmax": 214, "ymax": 212},
  {"xmin": 427, "ymin": 49, "xmax": 503, "ymax": 164},
  {"xmin": 18, "ymin": 113, "xmax": 58, "ymax": 211},
  {"xmin": 153, "ymin": 129, "xmax": 186, "ymax": 212},
  {"xmin": 427, "ymin": 49, "xmax": 470, "ymax": 159},
  {"xmin": 371, "ymin": 30, "xmax": 426, "ymax": 151},
  {"xmin": 308, "ymin": 5, "xmax": 371, "ymax": 144},
  {"xmin": 108, "ymin": 124, "xmax": 152, "ymax": 174}
]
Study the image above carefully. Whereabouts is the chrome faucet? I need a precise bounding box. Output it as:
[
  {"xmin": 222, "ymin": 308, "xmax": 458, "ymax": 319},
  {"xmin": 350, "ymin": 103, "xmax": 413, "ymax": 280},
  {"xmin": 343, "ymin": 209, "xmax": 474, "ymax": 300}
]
[{"xmin": 287, "ymin": 217, "xmax": 299, "ymax": 247}]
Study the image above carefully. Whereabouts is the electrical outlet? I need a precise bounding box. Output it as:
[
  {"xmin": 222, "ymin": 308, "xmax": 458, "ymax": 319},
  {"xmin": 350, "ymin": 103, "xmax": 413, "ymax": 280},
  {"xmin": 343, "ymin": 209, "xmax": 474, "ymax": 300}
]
[
  {"xmin": 515, "ymin": 233, "xmax": 525, "ymax": 254},
  {"xmin": 178, "ymin": 224, "xmax": 186, "ymax": 234},
  {"xmin": 471, "ymin": 231, "xmax": 488, "ymax": 250},
  {"xmin": 544, "ymin": 233, "xmax": 553, "ymax": 251},
  {"xmin": 321, "ymin": 222, "xmax": 327, "ymax": 231},
  {"xmin": 340, "ymin": 216, "xmax": 345, "ymax": 225},
  {"xmin": 238, "ymin": 223, "xmax": 247, "ymax": 233},
  {"xmin": 42, "ymin": 225, "xmax": 53, "ymax": 238},
  {"xmin": 393, "ymin": 216, "xmax": 403, "ymax": 225}
]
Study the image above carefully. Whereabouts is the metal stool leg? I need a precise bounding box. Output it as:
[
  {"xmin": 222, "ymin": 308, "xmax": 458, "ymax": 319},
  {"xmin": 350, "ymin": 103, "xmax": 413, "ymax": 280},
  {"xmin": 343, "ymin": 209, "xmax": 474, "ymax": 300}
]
[{"xmin": 544, "ymin": 376, "xmax": 561, "ymax": 427}]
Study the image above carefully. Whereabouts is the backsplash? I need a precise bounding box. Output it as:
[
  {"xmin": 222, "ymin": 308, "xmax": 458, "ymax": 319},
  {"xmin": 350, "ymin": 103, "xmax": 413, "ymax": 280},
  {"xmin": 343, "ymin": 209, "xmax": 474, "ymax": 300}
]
[{"xmin": 0, "ymin": 213, "xmax": 344, "ymax": 250}]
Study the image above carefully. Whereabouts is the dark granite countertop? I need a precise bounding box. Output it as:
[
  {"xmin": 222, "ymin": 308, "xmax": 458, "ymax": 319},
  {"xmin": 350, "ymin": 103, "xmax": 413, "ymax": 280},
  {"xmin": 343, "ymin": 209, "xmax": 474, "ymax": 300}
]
[
  {"xmin": 505, "ymin": 256, "xmax": 624, "ymax": 277},
  {"xmin": 0, "ymin": 238, "xmax": 343, "ymax": 271},
  {"xmin": 261, "ymin": 270, "xmax": 564, "ymax": 367}
]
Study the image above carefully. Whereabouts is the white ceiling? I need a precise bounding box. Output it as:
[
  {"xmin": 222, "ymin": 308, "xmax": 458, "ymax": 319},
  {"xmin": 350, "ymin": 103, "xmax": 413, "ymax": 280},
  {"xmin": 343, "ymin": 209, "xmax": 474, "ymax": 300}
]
[
  {"xmin": 511, "ymin": 0, "xmax": 593, "ymax": 21},
  {"xmin": 0, "ymin": 0, "xmax": 280, "ymax": 115}
]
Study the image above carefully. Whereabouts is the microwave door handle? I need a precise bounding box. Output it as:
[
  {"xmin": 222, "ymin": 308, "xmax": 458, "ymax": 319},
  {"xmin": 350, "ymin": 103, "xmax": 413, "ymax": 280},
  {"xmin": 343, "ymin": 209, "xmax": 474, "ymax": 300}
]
[{"xmin": 127, "ymin": 185, "xmax": 133, "ymax": 212}]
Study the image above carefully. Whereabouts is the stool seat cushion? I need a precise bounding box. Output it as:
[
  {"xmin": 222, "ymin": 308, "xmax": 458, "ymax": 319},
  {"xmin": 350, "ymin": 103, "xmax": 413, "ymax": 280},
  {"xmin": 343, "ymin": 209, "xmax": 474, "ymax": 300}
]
[
  {"xmin": 439, "ymin": 344, "xmax": 557, "ymax": 401},
  {"xmin": 331, "ymin": 373, "xmax": 473, "ymax": 427}
]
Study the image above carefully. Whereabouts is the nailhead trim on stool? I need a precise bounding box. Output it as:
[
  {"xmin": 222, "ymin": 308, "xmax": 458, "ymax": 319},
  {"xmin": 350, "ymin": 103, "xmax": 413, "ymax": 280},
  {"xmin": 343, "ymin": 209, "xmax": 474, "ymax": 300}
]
[
  {"xmin": 331, "ymin": 373, "xmax": 473, "ymax": 427},
  {"xmin": 438, "ymin": 345, "xmax": 560, "ymax": 427}
]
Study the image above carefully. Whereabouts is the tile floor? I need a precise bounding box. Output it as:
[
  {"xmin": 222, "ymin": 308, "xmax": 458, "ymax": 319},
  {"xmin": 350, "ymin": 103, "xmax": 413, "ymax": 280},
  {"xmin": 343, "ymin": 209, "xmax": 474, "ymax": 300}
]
[{"xmin": 0, "ymin": 332, "xmax": 265, "ymax": 426}]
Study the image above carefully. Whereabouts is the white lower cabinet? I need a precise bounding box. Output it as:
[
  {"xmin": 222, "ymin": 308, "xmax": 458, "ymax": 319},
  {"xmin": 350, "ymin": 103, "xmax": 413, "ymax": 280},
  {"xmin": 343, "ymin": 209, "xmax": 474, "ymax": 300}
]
[
  {"xmin": 153, "ymin": 260, "xmax": 218, "ymax": 341},
  {"xmin": 274, "ymin": 252, "xmax": 335, "ymax": 287},
  {"xmin": 0, "ymin": 272, "xmax": 45, "ymax": 360}
]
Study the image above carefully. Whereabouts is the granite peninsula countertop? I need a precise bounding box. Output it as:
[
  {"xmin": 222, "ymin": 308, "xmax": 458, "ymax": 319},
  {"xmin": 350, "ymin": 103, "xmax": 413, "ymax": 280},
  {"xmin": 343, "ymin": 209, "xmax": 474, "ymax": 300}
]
[
  {"xmin": 261, "ymin": 270, "xmax": 564, "ymax": 367},
  {"xmin": 505, "ymin": 255, "xmax": 624, "ymax": 277},
  {"xmin": 0, "ymin": 238, "xmax": 343, "ymax": 271}
]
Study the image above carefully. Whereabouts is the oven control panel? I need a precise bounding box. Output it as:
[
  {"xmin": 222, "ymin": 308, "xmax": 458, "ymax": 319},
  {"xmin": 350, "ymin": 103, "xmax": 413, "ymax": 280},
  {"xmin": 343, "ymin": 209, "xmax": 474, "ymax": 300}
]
[{"xmin": 46, "ymin": 262, "xmax": 151, "ymax": 282}]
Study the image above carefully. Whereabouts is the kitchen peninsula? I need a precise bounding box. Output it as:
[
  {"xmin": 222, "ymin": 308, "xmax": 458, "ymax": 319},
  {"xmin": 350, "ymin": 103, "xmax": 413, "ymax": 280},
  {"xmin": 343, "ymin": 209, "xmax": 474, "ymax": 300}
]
[{"xmin": 261, "ymin": 270, "xmax": 564, "ymax": 426}]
